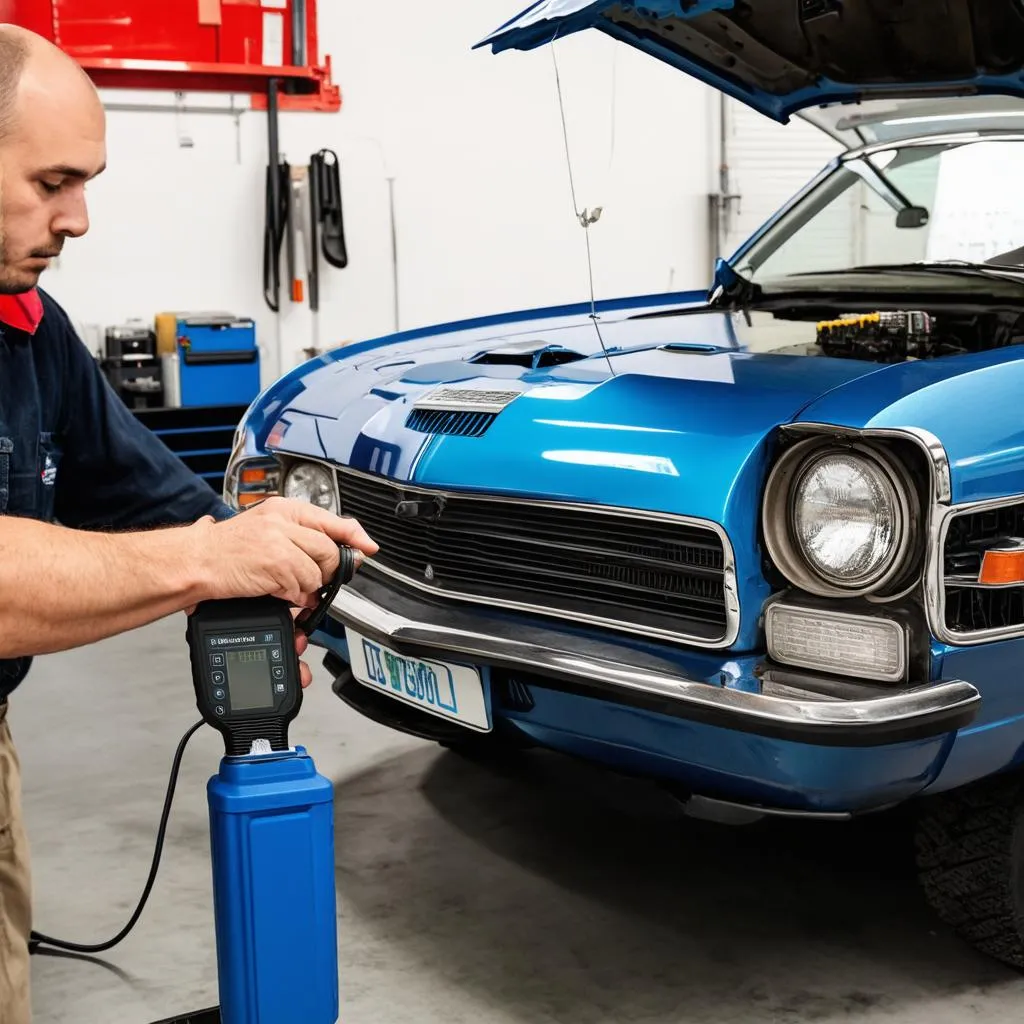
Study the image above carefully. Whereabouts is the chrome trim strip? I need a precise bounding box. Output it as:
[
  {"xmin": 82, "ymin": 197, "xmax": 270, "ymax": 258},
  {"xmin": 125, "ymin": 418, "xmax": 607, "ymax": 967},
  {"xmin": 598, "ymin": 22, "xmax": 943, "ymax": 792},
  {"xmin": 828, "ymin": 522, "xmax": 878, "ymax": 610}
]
[
  {"xmin": 329, "ymin": 586, "xmax": 980, "ymax": 734},
  {"xmin": 928, "ymin": 491, "xmax": 1024, "ymax": 646},
  {"xmin": 780, "ymin": 423, "xmax": 950, "ymax": 505},
  {"xmin": 945, "ymin": 574, "xmax": 1024, "ymax": 590},
  {"xmin": 892, "ymin": 426, "xmax": 952, "ymax": 505},
  {"xmin": 334, "ymin": 464, "xmax": 741, "ymax": 650}
]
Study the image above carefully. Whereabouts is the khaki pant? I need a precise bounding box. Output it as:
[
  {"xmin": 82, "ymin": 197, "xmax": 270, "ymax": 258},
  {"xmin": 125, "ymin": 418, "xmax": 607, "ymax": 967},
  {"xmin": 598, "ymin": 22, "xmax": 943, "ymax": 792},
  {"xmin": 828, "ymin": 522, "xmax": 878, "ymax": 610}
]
[{"xmin": 0, "ymin": 702, "xmax": 31, "ymax": 1024}]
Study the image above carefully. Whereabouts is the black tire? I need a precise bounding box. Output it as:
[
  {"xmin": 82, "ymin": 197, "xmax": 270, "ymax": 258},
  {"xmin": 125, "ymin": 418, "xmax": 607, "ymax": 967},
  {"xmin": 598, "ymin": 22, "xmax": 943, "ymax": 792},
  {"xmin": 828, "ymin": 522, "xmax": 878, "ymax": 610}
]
[{"xmin": 914, "ymin": 773, "xmax": 1024, "ymax": 969}]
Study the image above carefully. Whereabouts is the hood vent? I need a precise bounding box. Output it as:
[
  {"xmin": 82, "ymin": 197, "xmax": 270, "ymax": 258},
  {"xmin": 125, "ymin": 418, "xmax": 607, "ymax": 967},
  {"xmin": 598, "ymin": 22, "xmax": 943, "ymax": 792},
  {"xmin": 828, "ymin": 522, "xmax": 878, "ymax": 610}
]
[
  {"xmin": 406, "ymin": 379, "xmax": 524, "ymax": 437},
  {"xmin": 406, "ymin": 408, "xmax": 497, "ymax": 438},
  {"xmin": 414, "ymin": 382, "xmax": 522, "ymax": 413}
]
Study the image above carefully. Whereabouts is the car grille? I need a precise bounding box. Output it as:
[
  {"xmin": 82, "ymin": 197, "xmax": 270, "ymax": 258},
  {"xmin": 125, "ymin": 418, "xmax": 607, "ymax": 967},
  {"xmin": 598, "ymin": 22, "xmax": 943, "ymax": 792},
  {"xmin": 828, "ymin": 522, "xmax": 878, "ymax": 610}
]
[
  {"xmin": 943, "ymin": 502, "xmax": 1024, "ymax": 634},
  {"xmin": 335, "ymin": 467, "xmax": 732, "ymax": 645}
]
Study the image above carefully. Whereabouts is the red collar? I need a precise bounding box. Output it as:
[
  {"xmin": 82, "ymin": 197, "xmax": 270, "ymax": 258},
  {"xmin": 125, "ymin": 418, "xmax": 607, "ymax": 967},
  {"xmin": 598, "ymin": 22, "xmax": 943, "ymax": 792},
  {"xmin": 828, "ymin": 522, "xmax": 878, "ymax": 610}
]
[{"xmin": 0, "ymin": 290, "xmax": 44, "ymax": 335}]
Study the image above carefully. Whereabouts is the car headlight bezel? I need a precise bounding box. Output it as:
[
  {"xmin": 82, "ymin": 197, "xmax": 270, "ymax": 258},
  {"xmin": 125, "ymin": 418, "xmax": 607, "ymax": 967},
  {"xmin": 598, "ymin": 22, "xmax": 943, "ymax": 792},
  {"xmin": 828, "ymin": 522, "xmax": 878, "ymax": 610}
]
[
  {"xmin": 224, "ymin": 450, "xmax": 341, "ymax": 515},
  {"xmin": 762, "ymin": 437, "xmax": 921, "ymax": 599},
  {"xmin": 223, "ymin": 454, "xmax": 282, "ymax": 509}
]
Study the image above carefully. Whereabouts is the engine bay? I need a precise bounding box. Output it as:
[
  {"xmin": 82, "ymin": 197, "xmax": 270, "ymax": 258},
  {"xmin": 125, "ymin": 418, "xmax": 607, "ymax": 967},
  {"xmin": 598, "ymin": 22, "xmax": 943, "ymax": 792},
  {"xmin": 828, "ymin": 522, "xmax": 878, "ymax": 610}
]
[{"xmin": 813, "ymin": 309, "xmax": 1024, "ymax": 362}]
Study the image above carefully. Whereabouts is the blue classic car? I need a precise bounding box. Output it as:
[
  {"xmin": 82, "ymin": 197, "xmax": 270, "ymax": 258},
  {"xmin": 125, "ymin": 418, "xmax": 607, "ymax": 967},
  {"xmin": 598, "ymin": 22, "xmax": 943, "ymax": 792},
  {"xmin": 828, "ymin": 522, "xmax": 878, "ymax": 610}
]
[{"xmin": 225, "ymin": 0, "xmax": 1024, "ymax": 969}]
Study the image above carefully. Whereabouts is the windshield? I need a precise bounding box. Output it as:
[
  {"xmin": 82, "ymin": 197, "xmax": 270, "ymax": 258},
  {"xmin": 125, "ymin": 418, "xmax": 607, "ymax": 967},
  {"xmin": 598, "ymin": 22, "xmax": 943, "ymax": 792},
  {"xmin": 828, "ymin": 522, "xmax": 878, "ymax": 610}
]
[{"xmin": 732, "ymin": 136, "xmax": 1024, "ymax": 281}]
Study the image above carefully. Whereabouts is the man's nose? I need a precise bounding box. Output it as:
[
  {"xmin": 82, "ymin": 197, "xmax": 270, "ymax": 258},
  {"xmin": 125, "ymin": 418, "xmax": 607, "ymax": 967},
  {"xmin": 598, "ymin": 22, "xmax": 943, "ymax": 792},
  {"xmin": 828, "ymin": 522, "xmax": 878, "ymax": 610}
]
[{"xmin": 51, "ymin": 192, "xmax": 90, "ymax": 238}]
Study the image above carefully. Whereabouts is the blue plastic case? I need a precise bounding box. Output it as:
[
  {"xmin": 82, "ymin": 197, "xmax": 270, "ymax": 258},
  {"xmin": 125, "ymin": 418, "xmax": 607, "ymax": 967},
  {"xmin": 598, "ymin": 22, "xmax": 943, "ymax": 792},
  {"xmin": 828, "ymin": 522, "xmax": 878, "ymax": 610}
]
[{"xmin": 207, "ymin": 747, "xmax": 339, "ymax": 1024}]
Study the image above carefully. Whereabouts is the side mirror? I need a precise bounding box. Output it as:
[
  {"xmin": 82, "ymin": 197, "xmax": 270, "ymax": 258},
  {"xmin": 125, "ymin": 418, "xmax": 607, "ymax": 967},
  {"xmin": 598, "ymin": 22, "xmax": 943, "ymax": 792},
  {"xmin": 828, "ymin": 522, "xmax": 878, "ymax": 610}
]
[{"xmin": 897, "ymin": 206, "xmax": 930, "ymax": 229}]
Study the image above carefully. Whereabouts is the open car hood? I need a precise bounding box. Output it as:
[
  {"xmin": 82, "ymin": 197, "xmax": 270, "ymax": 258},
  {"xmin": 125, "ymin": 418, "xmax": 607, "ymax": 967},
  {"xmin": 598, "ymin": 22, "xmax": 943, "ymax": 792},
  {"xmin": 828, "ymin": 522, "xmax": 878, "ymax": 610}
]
[{"xmin": 477, "ymin": 0, "xmax": 1024, "ymax": 129}]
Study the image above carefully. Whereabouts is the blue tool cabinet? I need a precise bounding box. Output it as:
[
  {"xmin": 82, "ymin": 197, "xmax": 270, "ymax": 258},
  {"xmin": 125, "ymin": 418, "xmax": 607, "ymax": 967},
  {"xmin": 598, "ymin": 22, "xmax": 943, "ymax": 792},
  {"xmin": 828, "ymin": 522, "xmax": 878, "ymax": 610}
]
[{"xmin": 174, "ymin": 315, "xmax": 261, "ymax": 409}]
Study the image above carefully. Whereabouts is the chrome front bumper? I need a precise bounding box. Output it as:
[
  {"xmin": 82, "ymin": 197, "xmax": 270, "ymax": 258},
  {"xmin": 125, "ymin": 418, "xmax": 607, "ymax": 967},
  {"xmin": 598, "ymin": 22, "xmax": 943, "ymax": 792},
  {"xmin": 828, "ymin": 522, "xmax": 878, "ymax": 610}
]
[{"xmin": 327, "ymin": 575, "xmax": 982, "ymax": 747}]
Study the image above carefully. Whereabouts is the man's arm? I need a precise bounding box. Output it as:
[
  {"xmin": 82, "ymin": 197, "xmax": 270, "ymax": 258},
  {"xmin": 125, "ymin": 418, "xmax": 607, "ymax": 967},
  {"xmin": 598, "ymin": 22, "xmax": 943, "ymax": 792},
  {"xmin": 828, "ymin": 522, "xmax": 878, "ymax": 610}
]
[
  {"xmin": 0, "ymin": 498, "xmax": 378, "ymax": 659},
  {"xmin": 0, "ymin": 517, "xmax": 206, "ymax": 657},
  {"xmin": 49, "ymin": 296, "xmax": 236, "ymax": 530}
]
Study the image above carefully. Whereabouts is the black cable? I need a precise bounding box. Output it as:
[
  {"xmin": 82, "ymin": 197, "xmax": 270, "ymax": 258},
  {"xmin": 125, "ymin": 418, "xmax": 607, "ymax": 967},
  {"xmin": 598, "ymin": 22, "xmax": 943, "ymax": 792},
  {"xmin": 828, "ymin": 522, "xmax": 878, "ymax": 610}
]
[
  {"xmin": 30, "ymin": 946, "xmax": 135, "ymax": 984},
  {"xmin": 29, "ymin": 719, "xmax": 206, "ymax": 957}
]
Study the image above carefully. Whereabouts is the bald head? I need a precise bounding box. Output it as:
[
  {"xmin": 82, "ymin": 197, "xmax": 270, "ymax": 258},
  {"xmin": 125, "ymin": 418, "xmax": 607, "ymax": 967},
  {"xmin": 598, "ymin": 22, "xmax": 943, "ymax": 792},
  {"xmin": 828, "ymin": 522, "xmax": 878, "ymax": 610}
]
[
  {"xmin": 0, "ymin": 26, "xmax": 28, "ymax": 141},
  {"xmin": 0, "ymin": 24, "xmax": 106, "ymax": 293},
  {"xmin": 0, "ymin": 24, "xmax": 102, "ymax": 144}
]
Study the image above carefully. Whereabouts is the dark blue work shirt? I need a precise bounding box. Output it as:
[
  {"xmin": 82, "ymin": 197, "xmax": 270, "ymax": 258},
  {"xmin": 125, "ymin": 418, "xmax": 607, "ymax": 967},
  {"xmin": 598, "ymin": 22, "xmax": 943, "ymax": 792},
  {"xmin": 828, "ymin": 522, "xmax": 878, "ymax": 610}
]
[{"xmin": 0, "ymin": 287, "xmax": 234, "ymax": 700}]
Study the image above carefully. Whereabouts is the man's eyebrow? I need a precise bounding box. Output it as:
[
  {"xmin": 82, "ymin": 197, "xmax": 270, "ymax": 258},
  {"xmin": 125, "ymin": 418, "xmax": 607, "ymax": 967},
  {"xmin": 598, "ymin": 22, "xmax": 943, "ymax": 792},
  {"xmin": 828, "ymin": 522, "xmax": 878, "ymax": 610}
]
[{"xmin": 41, "ymin": 163, "xmax": 106, "ymax": 179}]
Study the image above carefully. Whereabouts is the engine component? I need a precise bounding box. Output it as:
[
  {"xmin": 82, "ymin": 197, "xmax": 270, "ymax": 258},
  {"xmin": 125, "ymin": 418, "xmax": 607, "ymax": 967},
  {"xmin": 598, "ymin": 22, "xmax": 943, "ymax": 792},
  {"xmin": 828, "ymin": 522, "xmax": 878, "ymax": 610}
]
[
  {"xmin": 806, "ymin": 307, "xmax": 1024, "ymax": 363},
  {"xmin": 816, "ymin": 311, "xmax": 934, "ymax": 362}
]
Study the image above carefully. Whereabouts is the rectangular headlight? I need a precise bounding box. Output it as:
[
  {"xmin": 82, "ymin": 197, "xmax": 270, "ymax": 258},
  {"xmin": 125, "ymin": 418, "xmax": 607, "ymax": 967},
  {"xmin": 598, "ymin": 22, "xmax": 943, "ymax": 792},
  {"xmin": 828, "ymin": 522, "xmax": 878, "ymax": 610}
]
[{"xmin": 765, "ymin": 603, "xmax": 907, "ymax": 684}]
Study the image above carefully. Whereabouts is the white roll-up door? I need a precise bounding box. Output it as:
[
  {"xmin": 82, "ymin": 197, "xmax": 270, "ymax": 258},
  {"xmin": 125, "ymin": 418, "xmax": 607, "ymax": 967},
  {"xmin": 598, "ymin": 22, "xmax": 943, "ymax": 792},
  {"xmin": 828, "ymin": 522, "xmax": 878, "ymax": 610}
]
[{"xmin": 713, "ymin": 98, "xmax": 845, "ymax": 261}]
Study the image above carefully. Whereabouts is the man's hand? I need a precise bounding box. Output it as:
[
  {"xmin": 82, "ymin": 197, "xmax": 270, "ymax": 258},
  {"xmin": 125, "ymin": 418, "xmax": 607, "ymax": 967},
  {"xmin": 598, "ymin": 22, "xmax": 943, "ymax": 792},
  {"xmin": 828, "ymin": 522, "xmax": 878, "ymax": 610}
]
[
  {"xmin": 295, "ymin": 627, "xmax": 313, "ymax": 688},
  {"xmin": 189, "ymin": 497, "xmax": 378, "ymax": 608},
  {"xmin": 186, "ymin": 497, "xmax": 379, "ymax": 687}
]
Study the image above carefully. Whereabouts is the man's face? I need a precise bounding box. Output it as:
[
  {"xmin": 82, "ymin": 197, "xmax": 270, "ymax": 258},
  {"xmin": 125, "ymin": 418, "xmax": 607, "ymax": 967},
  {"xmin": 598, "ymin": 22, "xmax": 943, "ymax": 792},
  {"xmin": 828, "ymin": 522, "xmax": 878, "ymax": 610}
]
[{"xmin": 0, "ymin": 76, "xmax": 106, "ymax": 295}]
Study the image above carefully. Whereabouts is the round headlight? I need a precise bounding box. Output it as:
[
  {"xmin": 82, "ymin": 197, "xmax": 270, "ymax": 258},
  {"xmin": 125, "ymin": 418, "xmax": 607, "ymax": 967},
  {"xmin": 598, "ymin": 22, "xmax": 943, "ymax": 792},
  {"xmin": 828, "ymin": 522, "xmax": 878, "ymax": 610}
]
[
  {"xmin": 792, "ymin": 452, "xmax": 899, "ymax": 587},
  {"xmin": 762, "ymin": 438, "xmax": 919, "ymax": 598},
  {"xmin": 283, "ymin": 461, "xmax": 338, "ymax": 513}
]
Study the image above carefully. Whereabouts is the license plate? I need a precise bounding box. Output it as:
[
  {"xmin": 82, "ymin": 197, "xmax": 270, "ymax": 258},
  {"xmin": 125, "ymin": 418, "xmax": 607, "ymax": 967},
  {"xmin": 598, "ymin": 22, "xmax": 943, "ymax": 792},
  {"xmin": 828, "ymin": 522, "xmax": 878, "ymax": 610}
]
[{"xmin": 345, "ymin": 628, "xmax": 490, "ymax": 732}]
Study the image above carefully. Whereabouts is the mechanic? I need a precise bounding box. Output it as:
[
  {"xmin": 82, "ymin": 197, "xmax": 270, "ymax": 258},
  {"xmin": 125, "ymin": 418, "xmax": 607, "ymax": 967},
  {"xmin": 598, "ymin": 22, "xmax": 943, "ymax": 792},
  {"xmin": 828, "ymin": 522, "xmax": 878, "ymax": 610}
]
[{"xmin": 0, "ymin": 23, "xmax": 378, "ymax": 1024}]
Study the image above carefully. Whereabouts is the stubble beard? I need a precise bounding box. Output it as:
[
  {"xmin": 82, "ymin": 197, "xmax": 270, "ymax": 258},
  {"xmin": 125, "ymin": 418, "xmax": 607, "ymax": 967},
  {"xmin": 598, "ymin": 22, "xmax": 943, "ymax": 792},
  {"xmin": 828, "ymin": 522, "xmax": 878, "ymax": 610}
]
[{"xmin": 0, "ymin": 230, "xmax": 42, "ymax": 296}]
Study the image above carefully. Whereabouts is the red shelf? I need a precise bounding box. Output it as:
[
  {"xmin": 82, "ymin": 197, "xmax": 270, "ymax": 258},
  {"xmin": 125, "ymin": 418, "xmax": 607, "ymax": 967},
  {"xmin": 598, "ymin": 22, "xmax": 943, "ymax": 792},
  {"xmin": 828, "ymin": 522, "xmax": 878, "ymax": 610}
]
[{"xmin": 77, "ymin": 56, "xmax": 341, "ymax": 111}]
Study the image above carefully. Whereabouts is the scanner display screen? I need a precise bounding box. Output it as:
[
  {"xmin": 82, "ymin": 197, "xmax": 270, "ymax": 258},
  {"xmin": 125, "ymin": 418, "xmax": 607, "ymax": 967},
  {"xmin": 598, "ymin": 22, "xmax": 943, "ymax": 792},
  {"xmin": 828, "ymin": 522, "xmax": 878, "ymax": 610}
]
[{"xmin": 225, "ymin": 648, "xmax": 275, "ymax": 711}]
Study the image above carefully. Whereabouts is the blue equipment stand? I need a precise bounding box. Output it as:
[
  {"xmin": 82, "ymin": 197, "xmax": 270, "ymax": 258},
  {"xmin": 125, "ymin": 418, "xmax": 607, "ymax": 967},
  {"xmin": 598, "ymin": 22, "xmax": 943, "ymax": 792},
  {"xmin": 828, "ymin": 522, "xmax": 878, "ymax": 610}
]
[{"xmin": 156, "ymin": 746, "xmax": 339, "ymax": 1024}]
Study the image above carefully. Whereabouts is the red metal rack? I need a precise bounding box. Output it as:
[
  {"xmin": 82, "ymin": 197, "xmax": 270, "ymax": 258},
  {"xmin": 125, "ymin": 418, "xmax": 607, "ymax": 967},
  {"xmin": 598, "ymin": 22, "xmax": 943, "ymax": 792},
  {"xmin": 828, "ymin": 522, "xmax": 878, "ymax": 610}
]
[{"xmin": 0, "ymin": 0, "xmax": 341, "ymax": 111}]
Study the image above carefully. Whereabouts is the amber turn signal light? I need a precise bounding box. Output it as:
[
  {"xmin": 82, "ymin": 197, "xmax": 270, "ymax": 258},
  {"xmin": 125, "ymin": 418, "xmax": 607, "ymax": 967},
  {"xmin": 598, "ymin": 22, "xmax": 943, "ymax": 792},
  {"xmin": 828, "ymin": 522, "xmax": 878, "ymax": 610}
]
[
  {"xmin": 237, "ymin": 493, "xmax": 269, "ymax": 507},
  {"xmin": 979, "ymin": 548, "xmax": 1024, "ymax": 586}
]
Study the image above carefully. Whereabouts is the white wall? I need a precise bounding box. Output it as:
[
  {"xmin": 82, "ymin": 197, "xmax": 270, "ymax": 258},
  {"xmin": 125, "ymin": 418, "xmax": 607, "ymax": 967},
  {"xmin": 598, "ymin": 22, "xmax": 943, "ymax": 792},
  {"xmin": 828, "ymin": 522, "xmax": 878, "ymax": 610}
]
[{"xmin": 38, "ymin": 2, "xmax": 720, "ymax": 385}]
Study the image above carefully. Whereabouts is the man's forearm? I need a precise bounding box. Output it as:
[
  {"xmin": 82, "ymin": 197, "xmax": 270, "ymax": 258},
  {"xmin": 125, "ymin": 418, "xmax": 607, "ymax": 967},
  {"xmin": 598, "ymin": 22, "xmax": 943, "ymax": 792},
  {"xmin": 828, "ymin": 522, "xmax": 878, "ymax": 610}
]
[{"xmin": 0, "ymin": 517, "xmax": 209, "ymax": 658}]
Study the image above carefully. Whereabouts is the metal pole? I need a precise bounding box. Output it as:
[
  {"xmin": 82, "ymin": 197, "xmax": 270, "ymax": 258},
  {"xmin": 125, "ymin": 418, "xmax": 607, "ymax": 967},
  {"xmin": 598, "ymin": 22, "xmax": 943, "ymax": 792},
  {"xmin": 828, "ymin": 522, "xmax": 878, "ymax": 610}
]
[
  {"xmin": 292, "ymin": 0, "xmax": 308, "ymax": 66},
  {"xmin": 266, "ymin": 78, "xmax": 281, "ymax": 313},
  {"xmin": 387, "ymin": 177, "xmax": 399, "ymax": 334}
]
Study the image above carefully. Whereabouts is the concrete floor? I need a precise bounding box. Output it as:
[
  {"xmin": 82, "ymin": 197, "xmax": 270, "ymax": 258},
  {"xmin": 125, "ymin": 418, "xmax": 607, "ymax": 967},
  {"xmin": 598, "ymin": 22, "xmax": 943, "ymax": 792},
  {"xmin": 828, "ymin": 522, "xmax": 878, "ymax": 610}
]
[{"xmin": 9, "ymin": 616, "xmax": 1024, "ymax": 1023}]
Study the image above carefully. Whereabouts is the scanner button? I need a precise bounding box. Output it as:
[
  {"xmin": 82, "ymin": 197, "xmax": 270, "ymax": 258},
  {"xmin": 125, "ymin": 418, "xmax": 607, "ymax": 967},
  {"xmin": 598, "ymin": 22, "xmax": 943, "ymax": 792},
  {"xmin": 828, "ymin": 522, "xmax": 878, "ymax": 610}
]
[
  {"xmin": 270, "ymin": 647, "xmax": 283, "ymax": 662},
  {"xmin": 214, "ymin": 688, "xmax": 226, "ymax": 701},
  {"xmin": 272, "ymin": 666, "xmax": 285, "ymax": 680},
  {"xmin": 214, "ymin": 706, "xmax": 226, "ymax": 717},
  {"xmin": 211, "ymin": 670, "xmax": 226, "ymax": 685},
  {"xmin": 210, "ymin": 653, "xmax": 225, "ymax": 667}
]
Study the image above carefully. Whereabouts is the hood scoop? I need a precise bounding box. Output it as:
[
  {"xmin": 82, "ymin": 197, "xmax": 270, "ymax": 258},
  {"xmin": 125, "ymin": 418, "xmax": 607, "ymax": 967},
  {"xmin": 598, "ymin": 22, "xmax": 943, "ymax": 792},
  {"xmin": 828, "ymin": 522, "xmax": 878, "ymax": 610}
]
[{"xmin": 468, "ymin": 341, "xmax": 587, "ymax": 369}]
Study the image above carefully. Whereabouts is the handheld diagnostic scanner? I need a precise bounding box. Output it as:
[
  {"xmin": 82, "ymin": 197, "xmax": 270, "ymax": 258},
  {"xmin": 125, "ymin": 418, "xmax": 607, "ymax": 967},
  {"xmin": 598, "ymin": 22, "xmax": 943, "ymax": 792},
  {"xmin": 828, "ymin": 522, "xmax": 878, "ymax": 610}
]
[{"xmin": 186, "ymin": 546, "xmax": 357, "ymax": 756}]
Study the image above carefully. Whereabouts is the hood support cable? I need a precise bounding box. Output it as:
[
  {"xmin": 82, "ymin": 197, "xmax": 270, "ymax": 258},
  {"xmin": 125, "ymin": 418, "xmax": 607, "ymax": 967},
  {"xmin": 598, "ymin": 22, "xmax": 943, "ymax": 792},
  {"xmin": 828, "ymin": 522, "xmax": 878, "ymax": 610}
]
[{"xmin": 551, "ymin": 38, "xmax": 615, "ymax": 377}]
